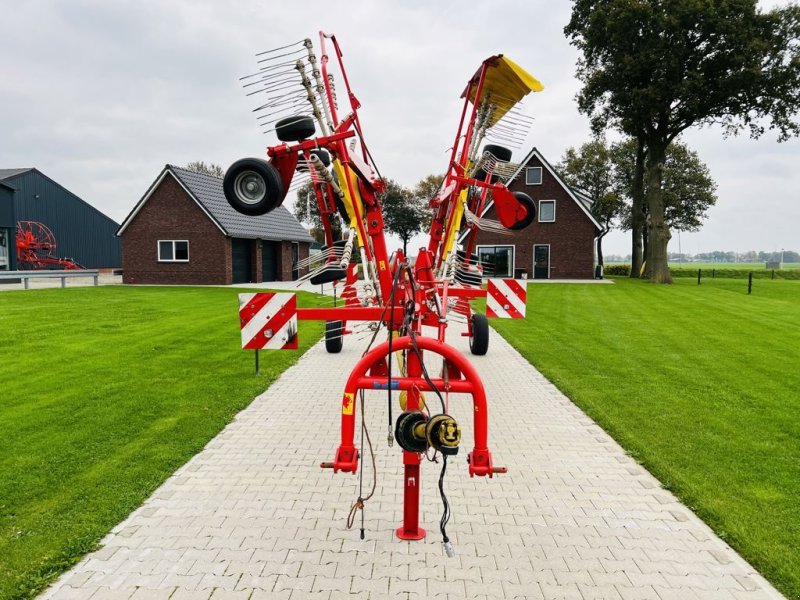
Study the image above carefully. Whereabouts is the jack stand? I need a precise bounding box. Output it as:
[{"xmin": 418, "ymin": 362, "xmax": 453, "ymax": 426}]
[
  {"xmin": 396, "ymin": 450, "xmax": 425, "ymax": 540},
  {"xmin": 395, "ymin": 345, "xmax": 426, "ymax": 540}
]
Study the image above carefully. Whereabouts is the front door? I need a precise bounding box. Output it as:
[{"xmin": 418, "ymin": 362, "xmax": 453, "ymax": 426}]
[
  {"xmin": 262, "ymin": 241, "xmax": 278, "ymax": 281},
  {"xmin": 533, "ymin": 245, "xmax": 550, "ymax": 279},
  {"xmin": 231, "ymin": 238, "xmax": 252, "ymax": 284}
]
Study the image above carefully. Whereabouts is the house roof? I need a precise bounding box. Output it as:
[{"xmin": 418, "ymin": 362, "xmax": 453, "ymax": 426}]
[
  {"xmin": 117, "ymin": 165, "xmax": 314, "ymax": 243},
  {"xmin": 570, "ymin": 186, "xmax": 595, "ymax": 214},
  {"xmin": 0, "ymin": 168, "xmax": 33, "ymax": 181},
  {"xmin": 457, "ymin": 147, "xmax": 603, "ymax": 245}
]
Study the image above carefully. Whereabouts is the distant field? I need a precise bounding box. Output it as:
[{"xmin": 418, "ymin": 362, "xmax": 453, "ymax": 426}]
[
  {"xmin": 671, "ymin": 262, "xmax": 800, "ymax": 270},
  {"xmin": 490, "ymin": 277, "xmax": 800, "ymax": 598},
  {"xmin": 0, "ymin": 286, "xmax": 325, "ymax": 600},
  {"xmin": 605, "ymin": 262, "xmax": 800, "ymax": 270}
]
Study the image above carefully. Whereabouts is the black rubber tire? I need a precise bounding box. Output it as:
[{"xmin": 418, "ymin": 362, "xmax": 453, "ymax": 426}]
[
  {"xmin": 223, "ymin": 158, "xmax": 285, "ymax": 216},
  {"xmin": 275, "ymin": 115, "xmax": 316, "ymax": 142},
  {"xmin": 483, "ymin": 144, "xmax": 513, "ymax": 162},
  {"xmin": 310, "ymin": 267, "xmax": 348, "ymax": 285},
  {"xmin": 507, "ymin": 191, "xmax": 537, "ymax": 230},
  {"xmin": 297, "ymin": 148, "xmax": 331, "ymax": 172},
  {"xmin": 469, "ymin": 313, "xmax": 489, "ymax": 356},
  {"xmin": 325, "ymin": 320, "xmax": 343, "ymax": 353},
  {"xmin": 474, "ymin": 144, "xmax": 513, "ymax": 182}
]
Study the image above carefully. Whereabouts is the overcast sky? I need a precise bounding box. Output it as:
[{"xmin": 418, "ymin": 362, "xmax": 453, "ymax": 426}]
[{"xmin": 1, "ymin": 0, "xmax": 797, "ymax": 256}]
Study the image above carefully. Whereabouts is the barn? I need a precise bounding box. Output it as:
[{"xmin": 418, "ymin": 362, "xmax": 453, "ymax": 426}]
[
  {"xmin": 117, "ymin": 165, "xmax": 314, "ymax": 285},
  {"xmin": 461, "ymin": 147, "xmax": 603, "ymax": 279},
  {"xmin": 0, "ymin": 168, "xmax": 121, "ymax": 272}
]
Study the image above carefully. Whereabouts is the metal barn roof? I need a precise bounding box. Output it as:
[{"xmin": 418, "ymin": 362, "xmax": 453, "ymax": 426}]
[{"xmin": 0, "ymin": 168, "xmax": 33, "ymax": 180}]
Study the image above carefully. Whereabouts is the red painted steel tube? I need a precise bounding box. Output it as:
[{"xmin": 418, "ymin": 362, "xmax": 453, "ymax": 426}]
[
  {"xmin": 335, "ymin": 335, "xmax": 489, "ymax": 464},
  {"xmin": 298, "ymin": 306, "xmax": 405, "ymax": 322},
  {"xmin": 318, "ymin": 31, "xmax": 340, "ymax": 127},
  {"xmin": 397, "ymin": 341, "xmax": 425, "ymax": 539},
  {"xmin": 356, "ymin": 376, "xmax": 474, "ymax": 394}
]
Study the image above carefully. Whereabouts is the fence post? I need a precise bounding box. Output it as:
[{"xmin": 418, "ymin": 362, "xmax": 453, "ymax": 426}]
[
  {"xmin": 697, "ymin": 269, "xmax": 701, "ymax": 286},
  {"xmin": 712, "ymin": 269, "xmax": 716, "ymax": 279},
  {"xmin": 748, "ymin": 272, "xmax": 753, "ymax": 295}
]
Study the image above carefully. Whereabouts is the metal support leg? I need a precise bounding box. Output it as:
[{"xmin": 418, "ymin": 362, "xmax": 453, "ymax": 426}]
[
  {"xmin": 396, "ymin": 452, "xmax": 425, "ymax": 540},
  {"xmin": 396, "ymin": 347, "xmax": 426, "ymax": 540},
  {"xmin": 24, "ymin": 278, "xmax": 30, "ymax": 290},
  {"xmin": 61, "ymin": 277, "xmax": 66, "ymax": 288},
  {"xmin": 94, "ymin": 275, "xmax": 98, "ymax": 286}
]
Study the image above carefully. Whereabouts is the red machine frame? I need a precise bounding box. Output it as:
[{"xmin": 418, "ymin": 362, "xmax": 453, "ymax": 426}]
[
  {"xmin": 16, "ymin": 221, "xmax": 83, "ymax": 270},
  {"xmin": 227, "ymin": 32, "xmax": 541, "ymax": 542}
]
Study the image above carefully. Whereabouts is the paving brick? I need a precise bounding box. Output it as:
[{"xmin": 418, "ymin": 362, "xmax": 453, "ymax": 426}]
[{"xmin": 38, "ymin": 330, "xmax": 786, "ymax": 600}]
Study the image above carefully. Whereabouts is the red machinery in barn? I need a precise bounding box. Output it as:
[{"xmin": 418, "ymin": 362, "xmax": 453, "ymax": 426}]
[
  {"xmin": 228, "ymin": 33, "xmax": 542, "ymax": 551},
  {"xmin": 16, "ymin": 221, "xmax": 83, "ymax": 270}
]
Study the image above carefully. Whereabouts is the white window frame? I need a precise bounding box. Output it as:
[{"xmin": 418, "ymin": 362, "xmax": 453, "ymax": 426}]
[
  {"xmin": 538, "ymin": 199, "xmax": 556, "ymax": 223},
  {"xmin": 158, "ymin": 240, "xmax": 190, "ymax": 263},
  {"xmin": 533, "ymin": 243, "xmax": 551, "ymax": 279},
  {"xmin": 475, "ymin": 244, "xmax": 516, "ymax": 278},
  {"xmin": 525, "ymin": 167, "xmax": 543, "ymax": 185}
]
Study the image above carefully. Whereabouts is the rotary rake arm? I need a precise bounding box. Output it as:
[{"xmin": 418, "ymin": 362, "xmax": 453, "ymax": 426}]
[
  {"xmin": 15, "ymin": 221, "xmax": 84, "ymax": 270},
  {"xmin": 225, "ymin": 33, "xmax": 539, "ymax": 548}
]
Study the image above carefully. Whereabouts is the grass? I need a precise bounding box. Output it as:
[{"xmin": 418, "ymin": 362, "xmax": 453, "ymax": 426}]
[
  {"xmin": 489, "ymin": 277, "xmax": 800, "ymax": 598},
  {"xmin": 0, "ymin": 286, "xmax": 325, "ymax": 600}
]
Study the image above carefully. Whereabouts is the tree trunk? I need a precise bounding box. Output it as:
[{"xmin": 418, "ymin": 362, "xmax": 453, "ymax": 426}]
[
  {"xmin": 630, "ymin": 136, "xmax": 646, "ymax": 278},
  {"xmin": 644, "ymin": 140, "xmax": 672, "ymax": 283},
  {"xmin": 402, "ymin": 236, "xmax": 408, "ymax": 256}
]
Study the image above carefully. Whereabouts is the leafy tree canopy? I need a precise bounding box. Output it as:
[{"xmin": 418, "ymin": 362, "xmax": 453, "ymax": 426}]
[
  {"xmin": 612, "ymin": 138, "xmax": 717, "ymax": 233},
  {"xmin": 185, "ymin": 161, "xmax": 225, "ymax": 177}
]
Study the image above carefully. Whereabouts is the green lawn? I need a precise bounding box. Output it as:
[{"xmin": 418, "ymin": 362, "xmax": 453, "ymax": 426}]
[
  {"xmin": 490, "ymin": 277, "xmax": 800, "ymax": 598},
  {"xmin": 0, "ymin": 286, "xmax": 324, "ymax": 600}
]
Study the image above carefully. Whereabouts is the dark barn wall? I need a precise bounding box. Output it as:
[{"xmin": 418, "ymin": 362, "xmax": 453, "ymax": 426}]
[
  {"xmin": 0, "ymin": 186, "xmax": 14, "ymax": 227},
  {"xmin": 0, "ymin": 186, "xmax": 15, "ymax": 270},
  {"xmin": 121, "ymin": 174, "xmax": 231, "ymax": 285},
  {"xmin": 473, "ymin": 155, "xmax": 598, "ymax": 280},
  {"xmin": 7, "ymin": 170, "xmax": 121, "ymax": 268}
]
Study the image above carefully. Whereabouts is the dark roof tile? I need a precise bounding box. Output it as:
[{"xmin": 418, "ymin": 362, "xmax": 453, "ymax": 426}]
[{"xmin": 169, "ymin": 165, "xmax": 313, "ymax": 242}]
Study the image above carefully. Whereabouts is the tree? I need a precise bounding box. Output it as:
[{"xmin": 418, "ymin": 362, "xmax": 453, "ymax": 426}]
[
  {"xmin": 186, "ymin": 161, "xmax": 225, "ymax": 177},
  {"xmin": 612, "ymin": 138, "xmax": 717, "ymax": 258},
  {"xmin": 380, "ymin": 179, "xmax": 428, "ymax": 256},
  {"xmin": 565, "ymin": 1, "xmax": 800, "ymax": 282},
  {"xmin": 557, "ymin": 137, "xmax": 625, "ymax": 267}
]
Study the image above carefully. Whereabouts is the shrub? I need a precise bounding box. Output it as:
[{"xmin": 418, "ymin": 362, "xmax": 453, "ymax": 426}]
[{"xmin": 604, "ymin": 264, "xmax": 631, "ymax": 276}]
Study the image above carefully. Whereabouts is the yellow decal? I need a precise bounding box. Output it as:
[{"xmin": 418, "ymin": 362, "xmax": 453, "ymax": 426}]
[
  {"xmin": 379, "ymin": 260, "xmax": 386, "ymax": 271},
  {"xmin": 342, "ymin": 392, "xmax": 355, "ymax": 415}
]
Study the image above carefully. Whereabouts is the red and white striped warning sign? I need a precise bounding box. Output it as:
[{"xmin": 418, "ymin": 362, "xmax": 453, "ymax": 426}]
[
  {"xmin": 486, "ymin": 278, "xmax": 527, "ymax": 319},
  {"xmin": 238, "ymin": 292, "xmax": 298, "ymax": 350}
]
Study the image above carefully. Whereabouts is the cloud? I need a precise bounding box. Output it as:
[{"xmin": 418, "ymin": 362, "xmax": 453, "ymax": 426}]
[{"xmin": 1, "ymin": 0, "xmax": 797, "ymax": 255}]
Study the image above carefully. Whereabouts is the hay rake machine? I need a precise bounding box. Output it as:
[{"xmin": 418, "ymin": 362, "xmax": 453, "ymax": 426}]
[
  {"xmin": 229, "ymin": 33, "xmax": 542, "ymax": 552},
  {"xmin": 16, "ymin": 221, "xmax": 84, "ymax": 270}
]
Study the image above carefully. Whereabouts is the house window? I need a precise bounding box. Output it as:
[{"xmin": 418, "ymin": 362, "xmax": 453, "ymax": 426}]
[
  {"xmin": 158, "ymin": 240, "xmax": 189, "ymax": 262},
  {"xmin": 539, "ymin": 200, "xmax": 556, "ymax": 222},
  {"xmin": 476, "ymin": 245, "xmax": 514, "ymax": 278},
  {"xmin": 525, "ymin": 167, "xmax": 543, "ymax": 185}
]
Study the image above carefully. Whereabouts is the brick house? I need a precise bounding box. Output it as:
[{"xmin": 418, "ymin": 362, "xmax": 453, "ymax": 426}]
[
  {"xmin": 117, "ymin": 165, "xmax": 313, "ymax": 285},
  {"xmin": 461, "ymin": 147, "xmax": 603, "ymax": 279}
]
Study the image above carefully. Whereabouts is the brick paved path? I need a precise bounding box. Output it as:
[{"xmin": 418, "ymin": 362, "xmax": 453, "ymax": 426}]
[{"xmin": 40, "ymin": 327, "xmax": 783, "ymax": 599}]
